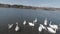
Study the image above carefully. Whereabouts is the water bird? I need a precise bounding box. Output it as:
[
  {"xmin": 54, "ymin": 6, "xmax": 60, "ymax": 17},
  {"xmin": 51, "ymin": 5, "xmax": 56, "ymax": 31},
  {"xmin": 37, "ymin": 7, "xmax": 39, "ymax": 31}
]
[
  {"xmin": 8, "ymin": 24, "xmax": 13, "ymax": 29},
  {"xmin": 33, "ymin": 18, "xmax": 37, "ymax": 23},
  {"xmin": 44, "ymin": 18, "xmax": 48, "ymax": 25},
  {"xmin": 15, "ymin": 22, "xmax": 20, "ymax": 31},
  {"xmin": 38, "ymin": 24, "xmax": 46, "ymax": 34},
  {"xmin": 38, "ymin": 24, "xmax": 43, "ymax": 32},
  {"xmin": 23, "ymin": 20, "xmax": 26, "ymax": 25},
  {"xmin": 28, "ymin": 22, "xmax": 34, "ymax": 27},
  {"xmin": 49, "ymin": 21, "xmax": 58, "ymax": 30},
  {"xmin": 40, "ymin": 24, "xmax": 46, "ymax": 30},
  {"xmin": 47, "ymin": 27, "xmax": 57, "ymax": 34},
  {"xmin": 28, "ymin": 18, "xmax": 37, "ymax": 27}
]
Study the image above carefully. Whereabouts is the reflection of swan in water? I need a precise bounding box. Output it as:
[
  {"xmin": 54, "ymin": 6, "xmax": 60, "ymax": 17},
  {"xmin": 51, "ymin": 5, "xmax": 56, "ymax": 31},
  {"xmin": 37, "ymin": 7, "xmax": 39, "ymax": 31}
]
[
  {"xmin": 23, "ymin": 20, "xmax": 26, "ymax": 25},
  {"xmin": 8, "ymin": 24, "xmax": 13, "ymax": 29},
  {"xmin": 49, "ymin": 21, "xmax": 58, "ymax": 30},
  {"xmin": 47, "ymin": 27, "xmax": 57, "ymax": 34},
  {"xmin": 44, "ymin": 18, "xmax": 47, "ymax": 26},
  {"xmin": 15, "ymin": 22, "xmax": 20, "ymax": 31}
]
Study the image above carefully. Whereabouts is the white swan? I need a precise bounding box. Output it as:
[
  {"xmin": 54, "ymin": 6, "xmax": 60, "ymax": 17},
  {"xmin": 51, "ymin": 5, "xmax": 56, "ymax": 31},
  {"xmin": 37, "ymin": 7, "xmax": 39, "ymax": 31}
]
[
  {"xmin": 23, "ymin": 20, "xmax": 26, "ymax": 25},
  {"xmin": 47, "ymin": 27, "xmax": 57, "ymax": 34},
  {"xmin": 40, "ymin": 24, "xmax": 46, "ymax": 30},
  {"xmin": 33, "ymin": 18, "xmax": 37, "ymax": 23},
  {"xmin": 28, "ymin": 22, "xmax": 34, "ymax": 27},
  {"xmin": 49, "ymin": 21, "xmax": 58, "ymax": 30},
  {"xmin": 15, "ymin": 22, "xmax": 20, "ymax": 31},
  {"xmin": 44, "ymin": 18, "xmax": 47, "ymax": 25},
  {"xmin": 38, "ymin": 24, "xmax": 43, "ymax": 32},
  {"xmin": 8, "ymin": 24, "xmax": 13, "ymax": 29},
  {"xmin": 38, "ymin": 24, "xmax": 46, "ymax": 34}
]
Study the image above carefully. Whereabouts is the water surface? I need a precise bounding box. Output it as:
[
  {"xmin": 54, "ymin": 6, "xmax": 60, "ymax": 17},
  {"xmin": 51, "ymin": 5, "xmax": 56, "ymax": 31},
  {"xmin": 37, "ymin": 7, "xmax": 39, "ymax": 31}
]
[{"xmin": 0, "ymin": 8, "xmax": 60, "ymax": 34}]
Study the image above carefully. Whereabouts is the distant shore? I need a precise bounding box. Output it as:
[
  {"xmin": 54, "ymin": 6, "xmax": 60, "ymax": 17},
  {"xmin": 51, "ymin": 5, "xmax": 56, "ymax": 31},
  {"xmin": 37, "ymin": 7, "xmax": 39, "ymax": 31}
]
[{"xmin": 0, "ymin": 4, "xmax": 60, "ymax": 11}]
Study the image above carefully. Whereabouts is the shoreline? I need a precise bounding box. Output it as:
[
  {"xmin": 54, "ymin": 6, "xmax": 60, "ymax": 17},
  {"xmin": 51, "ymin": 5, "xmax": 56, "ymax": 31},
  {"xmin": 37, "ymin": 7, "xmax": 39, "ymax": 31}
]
[{"xmin": 0, "ymin": 4, "xmax": 60, "ymax": 11}]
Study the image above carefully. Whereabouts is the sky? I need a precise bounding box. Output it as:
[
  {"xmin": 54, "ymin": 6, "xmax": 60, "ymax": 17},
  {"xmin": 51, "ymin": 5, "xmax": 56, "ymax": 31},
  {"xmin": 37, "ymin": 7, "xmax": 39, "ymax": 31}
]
[{"xmin": 0, "ymin": 0, "xmax": 60, "ymax": 8}]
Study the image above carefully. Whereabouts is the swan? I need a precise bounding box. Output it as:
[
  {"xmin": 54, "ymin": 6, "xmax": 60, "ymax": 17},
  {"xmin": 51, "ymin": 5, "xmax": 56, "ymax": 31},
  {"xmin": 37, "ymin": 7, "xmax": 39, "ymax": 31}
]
[
  {"xmin": 40, "ymin": 24, "xmax": 46, "ymax": 30},
  {"xmin": 33, "ymin": 18, "xmax": 37, "ymax": 23},
  {"xmin": 15, "ymin": 22, "xmax": 20, "ymax": 31},
  {"xmin": 49, "ymin": 21, "xmax": 58, "ymax": 30},
  {"xmin": 38, "ymin": 24, "xmax": 46, "ymax": 34},
  {"xmin": 44, "ymin": 18, "xmax": 47, "ymax": 25},
  {"xmin": 59, "ymin": 24, "xmax": 60, "ymax": 26},
  {"xmin": 47, "ymin": 27, "xmax": 57, "ymax": 34},
  {"xmin": 38, "ymin": 24, "xmax": 43, "ymax": 32},
  {"xmin": 8, "ymin": 24, "xmax": 13, "ymax": 29},
  {"xmin": 23, "ymin": 20, "xmax": 26, "ymax": 25},
  {"xmin": 28, "ymin": 22, "xmax": 34, "ymax": 27},
  {"xmin": 28, "ymin": 18, "xmax": 37, "ymax": 27}
]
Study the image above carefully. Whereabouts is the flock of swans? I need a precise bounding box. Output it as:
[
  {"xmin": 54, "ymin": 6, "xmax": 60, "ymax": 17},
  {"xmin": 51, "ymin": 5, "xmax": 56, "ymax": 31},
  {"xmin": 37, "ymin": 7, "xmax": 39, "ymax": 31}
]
[{"xmin": 8, "ymin": 18, "xmax": 60, "ymax": 34}]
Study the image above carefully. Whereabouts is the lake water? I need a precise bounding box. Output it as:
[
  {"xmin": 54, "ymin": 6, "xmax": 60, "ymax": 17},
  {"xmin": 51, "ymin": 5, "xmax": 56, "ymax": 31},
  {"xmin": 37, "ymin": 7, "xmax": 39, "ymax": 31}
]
[{"xmin": 0, "ymin": 8, "xmax": 60, "ymax": 34}]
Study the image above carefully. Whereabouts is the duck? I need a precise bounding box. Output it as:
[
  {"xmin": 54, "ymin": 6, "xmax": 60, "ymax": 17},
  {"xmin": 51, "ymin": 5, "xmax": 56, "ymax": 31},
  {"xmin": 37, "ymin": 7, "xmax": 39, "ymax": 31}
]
[{"xmin": 15, "ymin": 22, "xmax": 20, "ymax": 31}]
